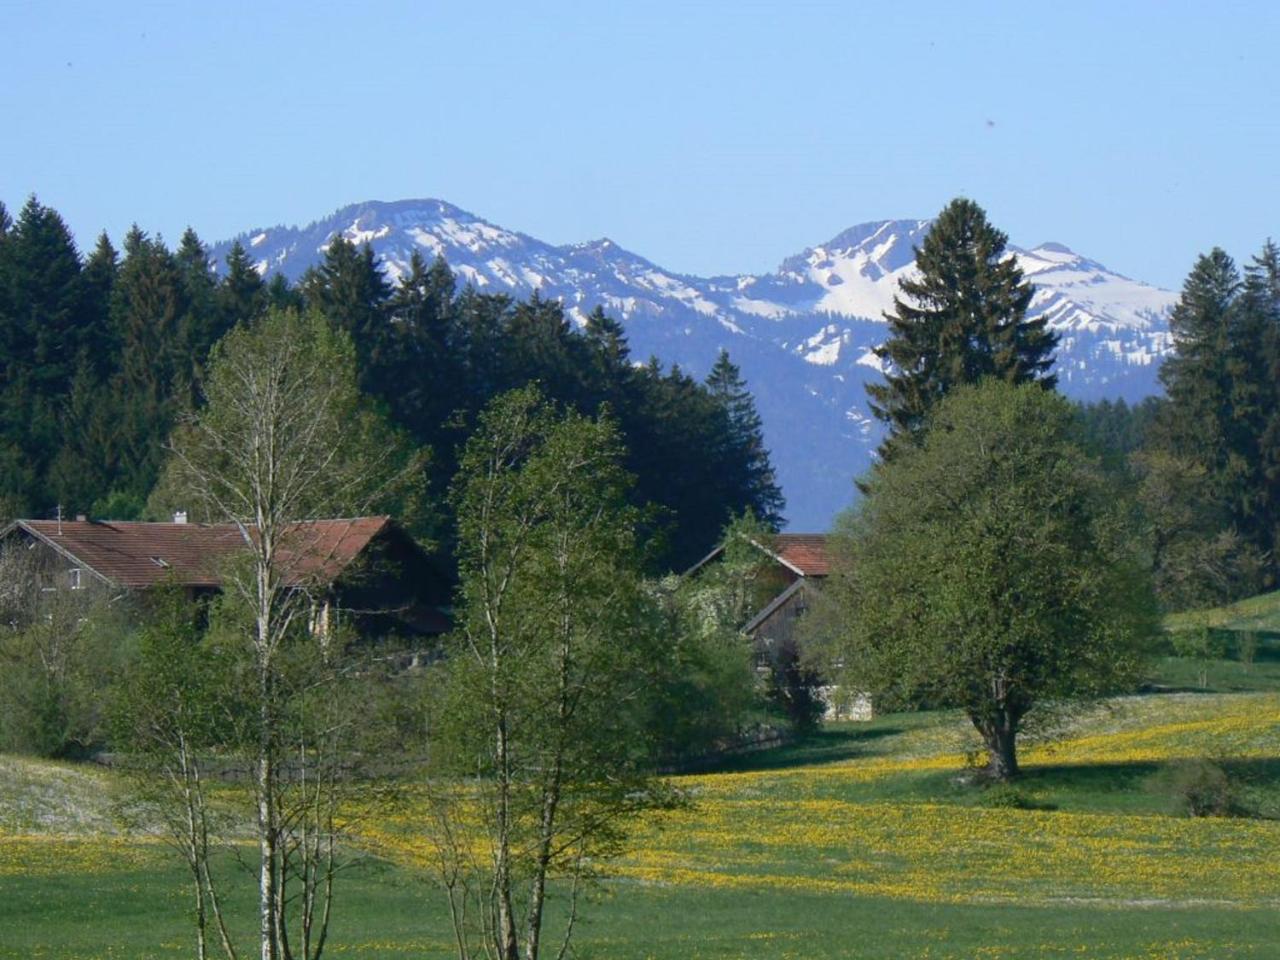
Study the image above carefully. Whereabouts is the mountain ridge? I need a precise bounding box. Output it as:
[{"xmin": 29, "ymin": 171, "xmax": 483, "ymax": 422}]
[{"xmin": 211, "ymin": 198, "xmax": 1177, "ymax": 530}]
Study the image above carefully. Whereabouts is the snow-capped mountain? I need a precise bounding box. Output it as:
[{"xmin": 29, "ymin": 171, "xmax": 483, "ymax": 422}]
[{"xmin": 213, "ymin": 199, "xmax": 1177, "ymax": 531}]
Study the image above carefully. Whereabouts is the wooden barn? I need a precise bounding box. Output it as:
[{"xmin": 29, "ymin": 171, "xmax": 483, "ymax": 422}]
[
  {"xmin": 0, "ymin": 515, "xmax": 451, "ymax": 643},
  {"xmin": 686, "ymin": 532, "xmax": 871, "ymax": 720}
]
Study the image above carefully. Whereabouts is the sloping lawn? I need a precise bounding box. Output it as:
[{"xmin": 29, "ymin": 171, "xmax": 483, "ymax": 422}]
[{"xmin": 3, "ymin": 691, "xmax": 1279, "ymax": 959}]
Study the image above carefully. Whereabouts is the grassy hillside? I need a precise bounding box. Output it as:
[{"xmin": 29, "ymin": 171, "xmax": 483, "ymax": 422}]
[
  {"xmin": 1165, "ymin": 589, "xmax": 1280, "ymax": 633},
  {"xmin": 3, "ymin": 689, "xmax": 1279, "ymax": 959},
  {"xmin": 1155, "ymin": 591, "xmax": 1280, "ymax": 692},
  {"xmin": 0, "ymin": 754, "xmax": 120, "ymax": 833}
]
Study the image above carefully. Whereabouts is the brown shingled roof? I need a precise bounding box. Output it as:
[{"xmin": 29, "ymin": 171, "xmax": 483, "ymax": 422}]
[
  {"xmin": 769, "ymin": 534, "xmax": 830, "ymax": 577},
  {"xmin": 14, "ymin": 517, "xmax": 392, "ymax": 590},
  {"xmin": 270, "ymin": 516, "xmax": 391, "ymax": 584}
]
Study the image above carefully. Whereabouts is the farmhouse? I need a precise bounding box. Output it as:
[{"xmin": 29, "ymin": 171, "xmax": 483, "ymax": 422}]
[
  {"xmin": 0, "ymin": 514, "xmax": 450, "ymax": 642},
  {"xmin": 687, "ymin": 532, "xmax": 829, "ymax": 650},
  {"xmin": 687, "ymin": 532, "xmax": 870, "ymax": 720}
]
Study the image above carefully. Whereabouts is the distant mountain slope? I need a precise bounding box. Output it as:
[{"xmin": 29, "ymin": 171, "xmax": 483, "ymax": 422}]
[{"xmin": 213, "ymin": 200, "xmax": 1176, "ymax": 530}]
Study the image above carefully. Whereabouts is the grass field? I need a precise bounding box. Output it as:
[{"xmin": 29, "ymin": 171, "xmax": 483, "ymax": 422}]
[
  {"xmin": 4, "ymin": 683, "xmax": 1279, "ymax": 959},
  {"xmin": 1157, "ymin": 591, "xmax": 1280, "ymax": 692},
  {"xmin": 1164, "ymin": 589, "xmax": 1280, "ymax": 634}
]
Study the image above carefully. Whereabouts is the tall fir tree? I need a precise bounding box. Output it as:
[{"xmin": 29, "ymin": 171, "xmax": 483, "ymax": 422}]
[
  {"xmin": 5, "ymin": 197, "xmax": 85, "ymax": 398},
  {"xmin": 501, "ymin": 291, "xmax": 586, "ymax": 404},
  {"xmin": 302, "ymin": 236, "xmax": 392, "ymax": 384},
  {"xmin": 584, "ymin": 304, "xmax": 630, "ymax": 369},
  {"xmin": 386, "ymin": 251, "xmax": 457, "ymax": 438},
  {"xmin": 109, "ymin": 229, "xmax": 189, "ymax": 500},
  {"xmin": 1242, "ymin": 241, "xmax": 1280, "ymax": 581},
  {"xmin": 1141, "ymin": 247, "xmax": 1274, "ymax": 603},
  {"xmin": 265, "ymin": 271, "xmax": 303, "ymax": 313},
  {"xmin": 0, "ymin": 198, "xmax": 88, "ymax": 513},
  {"xmin": 868, "ymin": 198, "xmax": 1055, "ymax": 461},
  {"xmin": 705, "ymin": 349, "xmax": 785, "ymax": 529},
  {"xmin": 1155, "ymin": 249, "xmax": 1239, "ymax": 484},
  {"xmin": 80, "ymin": 232, "xmax": 120, "ymax": 377},
  {"xmin": 218, "ymin": 239, "xmax": 267, "ymax": 330},
  {"xmin": 174, "ymin": 227, "xmax": 222, "ymax": 407}
]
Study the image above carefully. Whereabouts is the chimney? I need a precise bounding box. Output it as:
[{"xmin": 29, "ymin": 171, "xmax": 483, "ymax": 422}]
[
  {"xmin": 173, "ymin": 510, "xmax": 188, "ymax": 524},
  {"xmin": 75, "ymin": 514, "xmax": 87, "ymax": 522}
]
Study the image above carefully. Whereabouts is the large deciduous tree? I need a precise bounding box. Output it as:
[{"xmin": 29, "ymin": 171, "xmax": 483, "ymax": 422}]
[
  {"xmin": 815, "ymin": 381, "xmax": 1155, "ymax": 780},
  {"xmin": 868, "ymin": 198, "xmax": 1056, "ymax": 462}
]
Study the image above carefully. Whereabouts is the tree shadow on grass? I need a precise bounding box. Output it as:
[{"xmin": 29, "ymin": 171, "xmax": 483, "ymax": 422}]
[
  {"xmin": 1016, "ymin": 760, "xmax": 1164, "ymax": 795},
  {"xmin": 1012, "ymin": 756, "xmax": 1280, "ymax": 816},
  {"xmin": 692, "ymin": 725, "xmax": 905, "ymax": 775}
]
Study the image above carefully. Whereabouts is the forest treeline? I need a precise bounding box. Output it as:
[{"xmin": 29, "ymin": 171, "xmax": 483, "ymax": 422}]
[
  {"xmin": 3, "ymin": 193, "xmax": 1277, "ymax": 606},
  {"xmin": 1076, "ymin": 240, "xmax": 1280, "ymax": 608},
  {"xmin": 0, "ymin": 196, "xmax": 783, "ymax": 573}
]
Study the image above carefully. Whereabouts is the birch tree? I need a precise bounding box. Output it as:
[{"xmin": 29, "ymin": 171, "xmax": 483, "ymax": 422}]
[
  {"xmin": 426, "ymin": 386, "xmax": 674, "ymax": 960},
  {"xmin": 111, "ymin": 585, "xmax": 240, "ymax": 960},
  {"xmin": 165, "ymin": 306, "xmax": 419, "ymax": 960}
]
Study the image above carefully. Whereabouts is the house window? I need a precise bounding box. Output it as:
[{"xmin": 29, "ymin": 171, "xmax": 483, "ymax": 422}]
[{"xmin": 68, "ymin": 568, "xmax": 82, "ymax": 590}]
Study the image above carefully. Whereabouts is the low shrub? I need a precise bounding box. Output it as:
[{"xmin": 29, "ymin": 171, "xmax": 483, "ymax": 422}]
[{"xmin": 1155, "ymin": 758, "xmax": 1244, "ymax": 817}]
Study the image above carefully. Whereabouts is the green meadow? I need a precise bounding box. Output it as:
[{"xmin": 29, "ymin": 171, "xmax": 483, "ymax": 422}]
[{"xmin": 3, "ymin": 642, "xmax": 1279, "ymax": 960}]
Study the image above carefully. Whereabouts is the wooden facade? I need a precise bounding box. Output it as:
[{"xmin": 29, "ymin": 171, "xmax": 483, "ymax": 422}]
[
  {"xmin": 0, "ymin": 516, "xmax": 451, "ymax": 643},
  {"xmin": 688, "ymin": 532, "xmax": 872, "ymax": 721}
]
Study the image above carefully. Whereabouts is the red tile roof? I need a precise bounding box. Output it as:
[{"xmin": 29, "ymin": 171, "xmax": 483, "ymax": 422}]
[
  {"xmin": 14, "ymin": 517, "xmax": 391, "ymax": 590},
  {"xmin": 769, "ymin": 534, "xmax": 830, "ymax": 577},
  {"xmin": 269, "ymin": 517, "xmax": 391, "ymax": 585}
]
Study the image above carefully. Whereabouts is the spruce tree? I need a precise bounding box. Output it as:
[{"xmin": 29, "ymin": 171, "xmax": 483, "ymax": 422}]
[
  {"xmin": 174, "ymin": 227, "xmax": 223, "ymax": 405},
  {"xmin": 1156, "ymin": 249, "xmax": 1238, "ymax": 480},
  {"xmin": 1142, "ymin": 248, "xmax": 1270, "ymax": 604},
  {"xmin": 868, "ymin": 198, "xmax": 1055, "ymax": 461},
  {"xmin": 266, "ymin": 271, "xmax": 303, "ymax": 313},
  {"xmin": 109, "ymin": 230, "xmax": 189, "ymax": 499},
  {"xmin": 501, "ymin": 291, "xmax": 584, "ymax": 403},
  {"xmin": 0, "ymin": 198, "xmax": 88, "ymax": 511},
  {"xmin": 80, "ymin": 232, "xmax": 120, "ymax": 376},
  {"xmin": 584, "ymin": 305, "xmax": 630, "ymax": 369},
  {"xmin": 1242, "ymin": 241, "xmax": 1280, "ymax": 581},
  {"xmin": 386, "ymin": 251, "xmax": 457, "ymax": 439},
  {"xmin": 706, "ymin": 349, "xmax": 785, "ymax": 528},
  {"xmin": 302, "ymin": 236, "xmax": 392, "ymax": 381},
  {"xmin": 218, "ymin": 240, "xmax": 266, "ymax": 330},
  {"xmin": 5, "ymin": 197, "xmax": 85, "ymax": 398}
]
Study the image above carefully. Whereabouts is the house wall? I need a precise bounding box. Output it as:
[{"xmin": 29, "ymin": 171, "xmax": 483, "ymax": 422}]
[
  {"xmin": 0, "ymin": 530, "xmax": 113, "ymax": 628},
  {"xmin": 329, "ymin": 526, "xmax": 452, "ymax": 643},
  {"xmin": 746, "ymin": 580, "xmax": 873, "ymax": 722},
  {"xmin": 747, "ymin": 583, "xmax": 811, "ymax": 658}
]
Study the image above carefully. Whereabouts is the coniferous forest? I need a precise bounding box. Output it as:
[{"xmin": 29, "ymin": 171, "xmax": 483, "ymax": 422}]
[
  {"xmin": 3, "ymin": 190, "xmax": 1279, "ymax": 605},
  {"xmin": 0, "ymin": 196, "xmax": 784, "ymax": 574}
]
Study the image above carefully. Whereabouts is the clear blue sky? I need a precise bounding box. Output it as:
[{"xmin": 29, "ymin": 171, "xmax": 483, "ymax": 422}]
[{"xmin": 2, "ymin": 0, "xmax": 1276, "ymax": 289}]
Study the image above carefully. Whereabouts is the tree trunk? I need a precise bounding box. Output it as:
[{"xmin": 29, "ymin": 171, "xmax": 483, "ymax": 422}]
[
  {"xmin": 986, "ymin": 724, "xmax": 1018, "ymax": 780},
  {"xmin": 193, "ymin": 868, "xmax": 208, "ymax": 960},
  {"xmin": 525, "ymin": 594, "xmax": 572, "ymax": 960},
  {"xmin": 494, "ymin": 721, "xmax": 520, "ymax": 960},
  {"xmin": 258, "ymin": 749, "xmax": 278, "ymax": 960},
  {"xmin": 972, "ymin": 710, "xmax": 1019, "ymax": 781},
  {"xmin": 523, "ymin": 770, "xmax": 561, "ymax": 960},
  {"xmin": 258, "ymin": 662, "xmax": 279, "ymax": 960}
]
